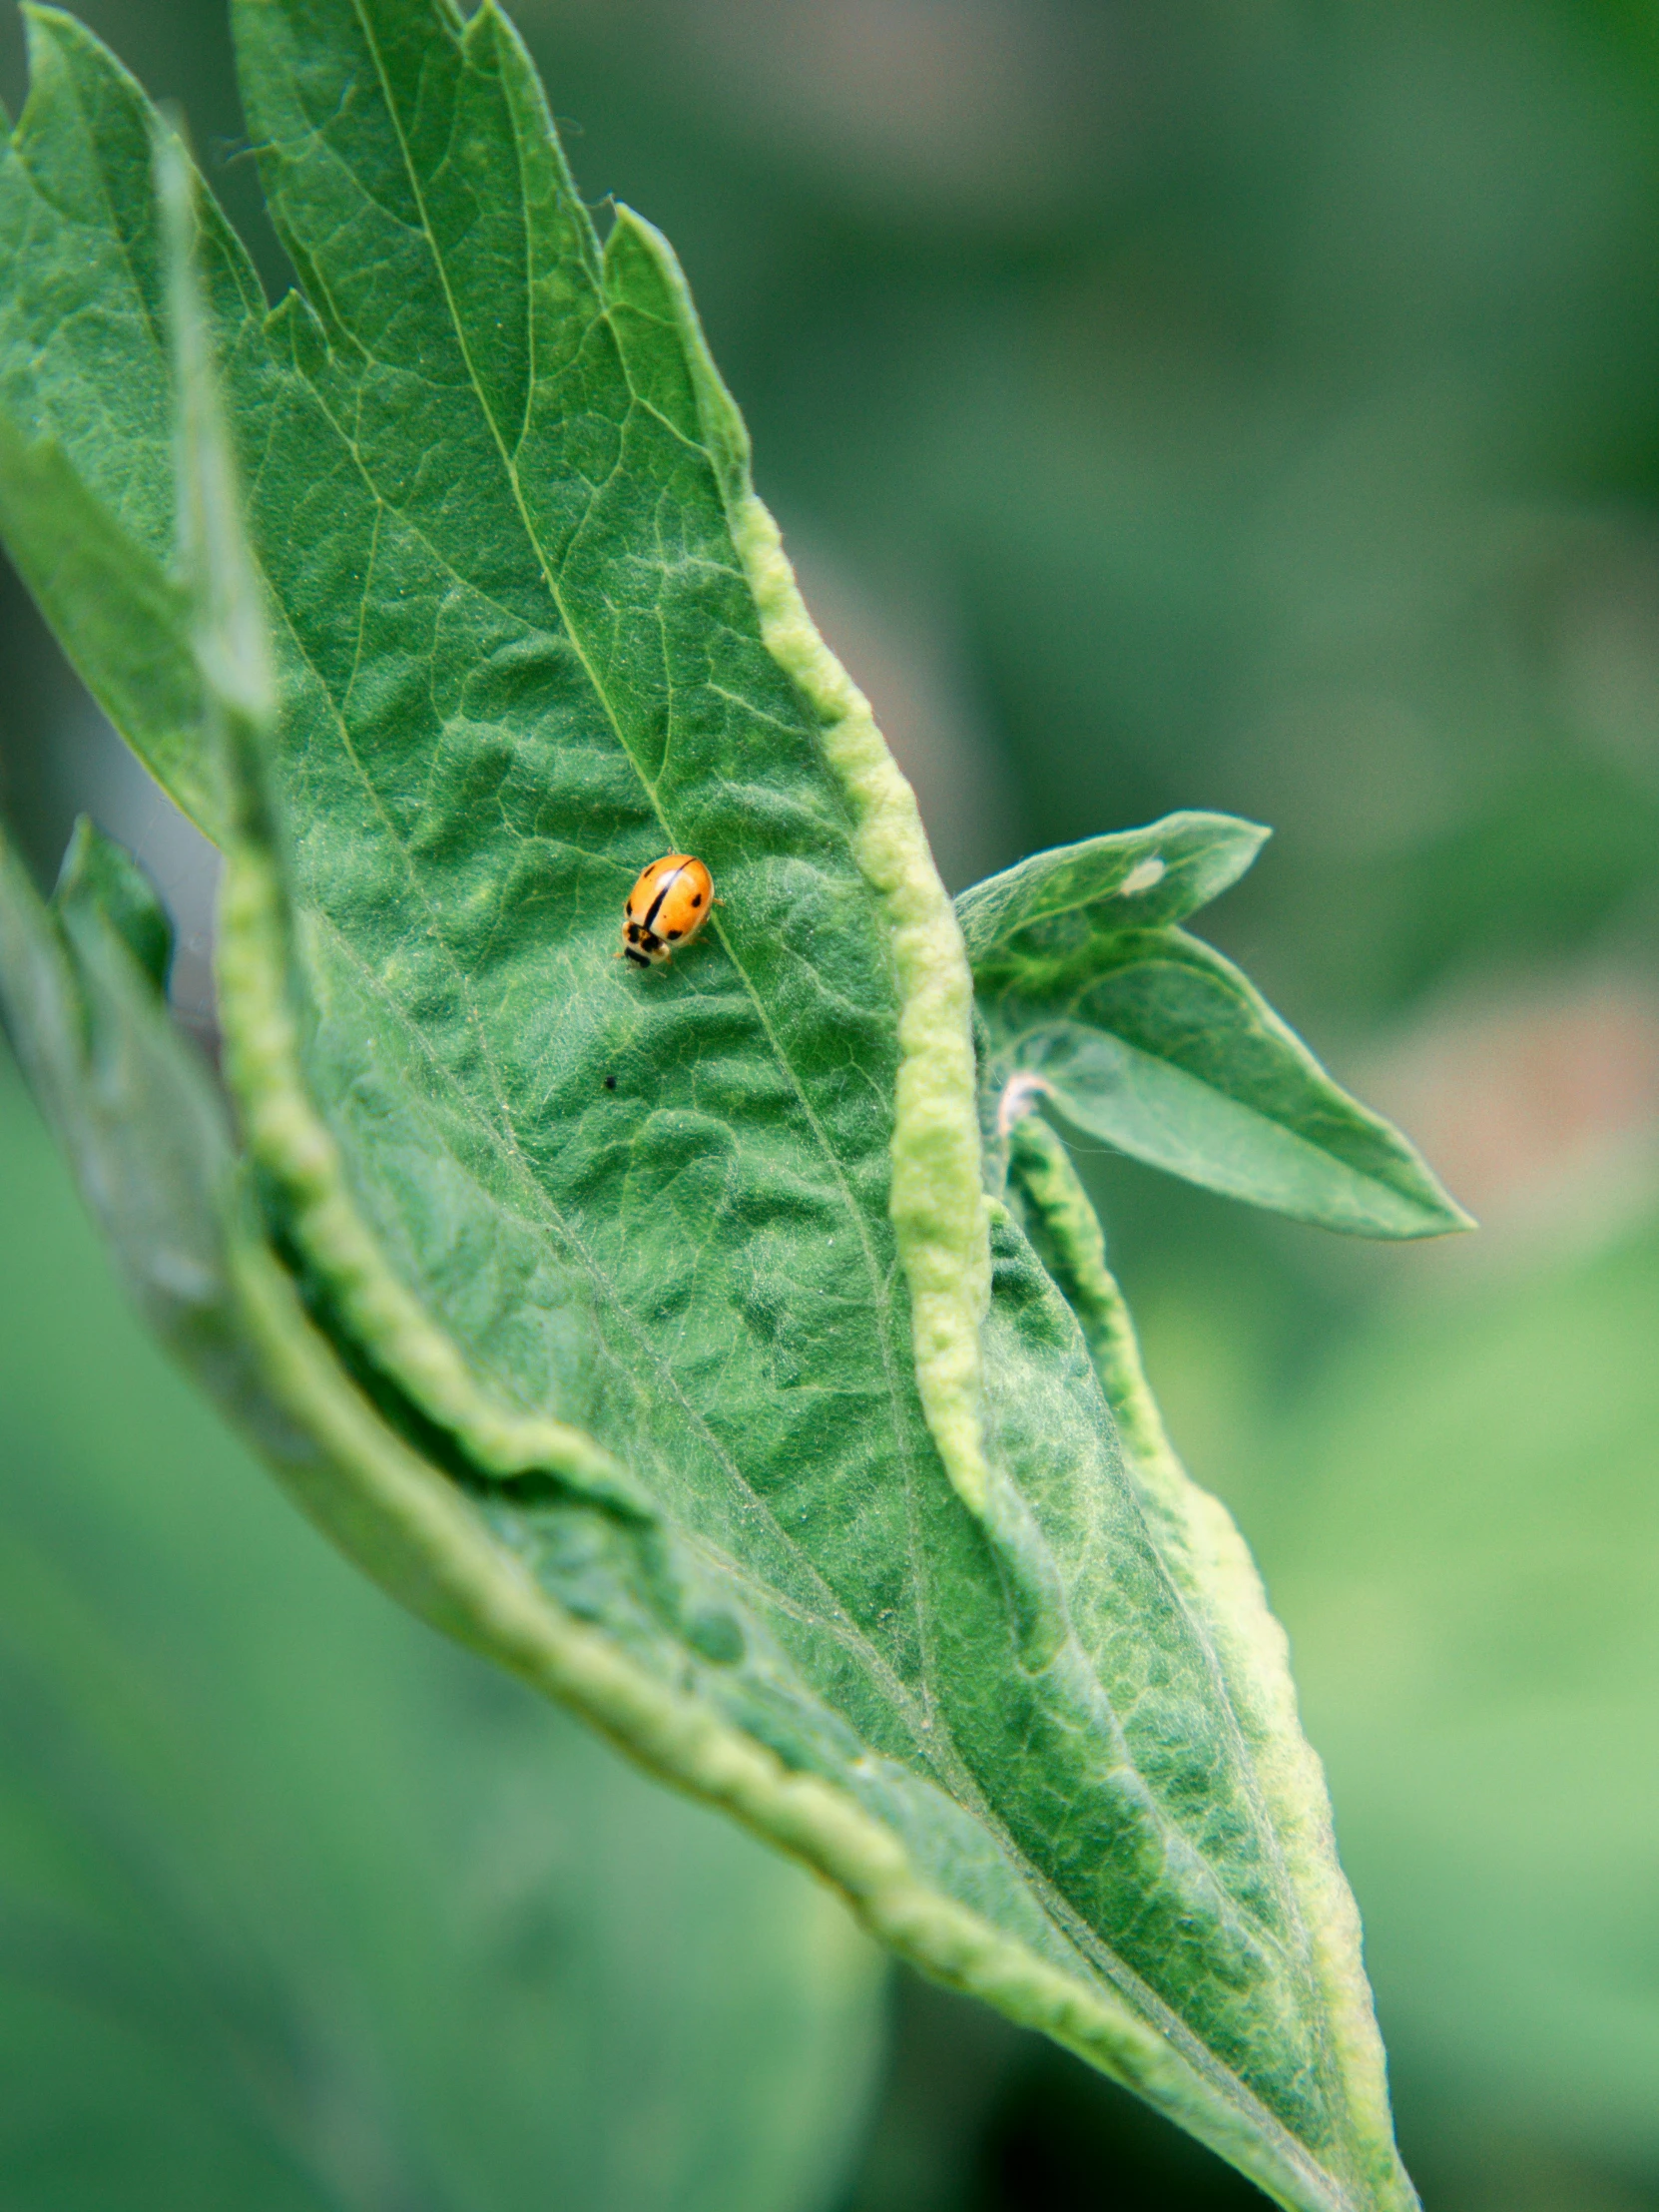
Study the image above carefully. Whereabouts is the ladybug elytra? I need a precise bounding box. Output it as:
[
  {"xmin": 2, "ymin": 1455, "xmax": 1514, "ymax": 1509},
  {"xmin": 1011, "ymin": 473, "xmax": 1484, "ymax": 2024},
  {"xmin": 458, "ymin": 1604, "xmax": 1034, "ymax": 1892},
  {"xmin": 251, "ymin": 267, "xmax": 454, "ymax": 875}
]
[{"xmin": 621, "ymin": 854, "xmax": 715, "ymax": 968}]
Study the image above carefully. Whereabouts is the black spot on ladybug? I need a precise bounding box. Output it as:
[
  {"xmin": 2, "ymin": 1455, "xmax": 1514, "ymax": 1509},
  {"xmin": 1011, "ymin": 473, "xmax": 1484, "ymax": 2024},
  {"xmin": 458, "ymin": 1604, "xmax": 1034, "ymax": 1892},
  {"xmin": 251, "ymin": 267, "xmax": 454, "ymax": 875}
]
[
  {"xmin": 690, "ymin": 891, "xmax": 703, "ymax": 906},
  {"xmin": 666, "ymin": 928, "xmax": 682, "ymax": 940}
]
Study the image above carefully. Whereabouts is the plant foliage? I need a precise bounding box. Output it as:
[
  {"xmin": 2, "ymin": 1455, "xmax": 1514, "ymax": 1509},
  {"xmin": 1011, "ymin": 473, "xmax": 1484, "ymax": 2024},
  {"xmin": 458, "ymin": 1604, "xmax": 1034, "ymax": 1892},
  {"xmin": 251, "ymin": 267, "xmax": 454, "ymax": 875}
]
[
  {"xmin": 0, "ymin": 4, "xmax": 1468, "ymax": 2204},
  {"xmin": 0, "ymin": 1060, "xmax": 883, "ymax": 2212}
]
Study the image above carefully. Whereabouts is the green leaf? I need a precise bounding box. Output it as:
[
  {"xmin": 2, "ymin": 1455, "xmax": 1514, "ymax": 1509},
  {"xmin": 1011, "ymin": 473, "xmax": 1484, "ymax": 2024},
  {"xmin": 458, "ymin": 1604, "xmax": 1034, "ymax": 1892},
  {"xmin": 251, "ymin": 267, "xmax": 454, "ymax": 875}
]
[
  {"xmin": 960, "ymin": 815, "xmax": 1468, "ymax": 1238},
  {"xmin": 0, "ymin": 9, "xmax": 1426, "ymax": 2206},
  {"xmin": 0, "ymin": 415, "xmax": 210, "ymax": 831},
  {"xmin": 0, "ymin": 1051, "xmax": 884, "ymax": 2212},
  {"xmin": 975, "ymin": 923, "xmax": 1472, "ymax": 1240},
  {"xmin": 957, "ymin": 811, "xmax": 1271, "ymax": 965},
  {"xmin": 0, "ymin": 3, "xmax": 252, "ymax": 839},
  {"xmin": 53, "ymin": 813, "xmax": 174, "ymax": 990}
]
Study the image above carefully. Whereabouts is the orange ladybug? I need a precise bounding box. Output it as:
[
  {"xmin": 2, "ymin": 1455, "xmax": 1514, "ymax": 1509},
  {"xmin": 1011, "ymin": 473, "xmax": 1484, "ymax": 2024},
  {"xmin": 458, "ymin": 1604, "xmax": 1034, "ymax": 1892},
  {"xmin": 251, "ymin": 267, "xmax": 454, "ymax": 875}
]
[{"xmin": 620, "ymin": 853, "xmax": 715, "ymax": 968}]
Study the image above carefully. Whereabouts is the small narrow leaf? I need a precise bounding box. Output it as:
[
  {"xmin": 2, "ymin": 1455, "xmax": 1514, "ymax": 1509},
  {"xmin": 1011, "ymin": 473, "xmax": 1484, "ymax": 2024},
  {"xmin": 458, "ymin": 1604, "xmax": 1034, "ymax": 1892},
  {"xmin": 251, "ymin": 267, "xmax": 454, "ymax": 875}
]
[
  {"xmin": 0, "ymin": 414, "xmax": 209, "ymax": 830},
  {"xmin": 54, "ymin": 812, "xmax": 175, "ymax": 991},
  {"xmin": 978, "ymin": 929, "xmax": 1472, "ymax": 1240},
  {"xmin": 959, "ymin": 811, "xmax": 1270, "ymax": 968}
]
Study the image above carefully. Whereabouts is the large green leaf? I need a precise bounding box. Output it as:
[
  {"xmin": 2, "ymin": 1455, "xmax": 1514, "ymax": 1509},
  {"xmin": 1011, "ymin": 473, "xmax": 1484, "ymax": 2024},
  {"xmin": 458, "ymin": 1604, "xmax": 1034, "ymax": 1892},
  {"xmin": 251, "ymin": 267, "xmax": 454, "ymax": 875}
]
[
  {"xmin": 0, "ymin": 8, "xmax": 1422, "ymax": 2205},
  {"xmin": 0, "ymin": 1043, "xmax": 883, "ymax": 2212},
  {"xmin": 963, "ymin": 822, "xmax": 1470, "ymax": 1239}
]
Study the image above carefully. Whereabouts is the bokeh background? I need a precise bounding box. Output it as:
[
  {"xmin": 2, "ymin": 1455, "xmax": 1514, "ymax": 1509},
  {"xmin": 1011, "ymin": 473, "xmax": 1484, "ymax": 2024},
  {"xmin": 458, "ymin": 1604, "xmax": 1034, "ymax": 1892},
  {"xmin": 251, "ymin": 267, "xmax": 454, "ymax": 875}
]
[{"xmin": 4, "ymin": 2, "xmax": 1659, "ymax": 2206}]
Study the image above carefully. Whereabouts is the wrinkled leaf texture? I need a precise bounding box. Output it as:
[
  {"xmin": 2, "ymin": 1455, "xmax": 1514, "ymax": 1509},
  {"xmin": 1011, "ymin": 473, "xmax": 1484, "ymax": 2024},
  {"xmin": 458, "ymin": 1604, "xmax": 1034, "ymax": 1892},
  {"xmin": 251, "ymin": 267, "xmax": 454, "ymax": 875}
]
[{"xmin": 0, "ymin": 5, "xmax": 1422, "ymax": 2206}]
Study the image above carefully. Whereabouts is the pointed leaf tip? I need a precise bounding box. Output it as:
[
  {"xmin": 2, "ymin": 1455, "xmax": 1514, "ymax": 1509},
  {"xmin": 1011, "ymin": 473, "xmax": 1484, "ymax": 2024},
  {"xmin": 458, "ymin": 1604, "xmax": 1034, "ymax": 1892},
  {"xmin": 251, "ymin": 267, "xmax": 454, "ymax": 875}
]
[
  {"xmin": 53, "ymin": 817, "xmax": 174, "ymax": 993},
  {"xmin": 958, "ymin": 811, "xmax": 1272, "ymax": 974},
  {"xmin": 985, "ymin": 927, "xmax": 1473, "ymax": 1240}
]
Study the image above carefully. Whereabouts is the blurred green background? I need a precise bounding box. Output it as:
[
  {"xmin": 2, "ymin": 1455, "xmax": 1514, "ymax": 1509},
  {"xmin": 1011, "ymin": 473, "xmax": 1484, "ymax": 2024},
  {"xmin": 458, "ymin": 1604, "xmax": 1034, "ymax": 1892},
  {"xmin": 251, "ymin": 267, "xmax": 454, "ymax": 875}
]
[{"xmin": 4, "ymin": 1, "xmax": 1659, "ymax": 2205}]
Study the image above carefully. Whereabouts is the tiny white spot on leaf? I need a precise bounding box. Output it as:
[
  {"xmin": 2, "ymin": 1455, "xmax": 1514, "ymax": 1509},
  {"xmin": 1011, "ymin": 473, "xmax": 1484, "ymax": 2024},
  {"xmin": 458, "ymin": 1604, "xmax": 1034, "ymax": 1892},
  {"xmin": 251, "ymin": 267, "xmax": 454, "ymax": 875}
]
[{"xmin": 1119, "ymin": 856, "xmax": 1166, "ymax": 896}]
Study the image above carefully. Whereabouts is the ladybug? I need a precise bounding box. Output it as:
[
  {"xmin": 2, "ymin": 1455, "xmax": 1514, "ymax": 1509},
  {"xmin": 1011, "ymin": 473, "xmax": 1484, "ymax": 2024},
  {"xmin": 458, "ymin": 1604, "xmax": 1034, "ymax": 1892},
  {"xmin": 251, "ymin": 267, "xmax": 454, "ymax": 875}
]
[{"xmin": 620, "ymin": 853, "xmax": 715, "ymax": 968}]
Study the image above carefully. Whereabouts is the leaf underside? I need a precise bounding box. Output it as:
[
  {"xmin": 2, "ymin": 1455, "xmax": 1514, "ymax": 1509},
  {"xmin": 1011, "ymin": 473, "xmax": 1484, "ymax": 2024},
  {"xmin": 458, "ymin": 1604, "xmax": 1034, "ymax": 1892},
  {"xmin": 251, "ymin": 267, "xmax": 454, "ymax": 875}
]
[
  {"xmin": 0, "ymin": 5, "xmax": 1421, "ymax": 2206},
  {"xmin": 960, "ymin": 817, "xmax": 1471, "ymax": 1240}
]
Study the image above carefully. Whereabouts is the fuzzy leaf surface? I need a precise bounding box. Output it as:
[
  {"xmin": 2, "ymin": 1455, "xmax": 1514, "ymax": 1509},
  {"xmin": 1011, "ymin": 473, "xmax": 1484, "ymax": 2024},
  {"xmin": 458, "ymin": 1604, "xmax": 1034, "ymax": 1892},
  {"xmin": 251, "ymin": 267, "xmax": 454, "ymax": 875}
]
[{"xmin": 0, "ymin": 9, "xmax": 1422, "ymax": 2206}]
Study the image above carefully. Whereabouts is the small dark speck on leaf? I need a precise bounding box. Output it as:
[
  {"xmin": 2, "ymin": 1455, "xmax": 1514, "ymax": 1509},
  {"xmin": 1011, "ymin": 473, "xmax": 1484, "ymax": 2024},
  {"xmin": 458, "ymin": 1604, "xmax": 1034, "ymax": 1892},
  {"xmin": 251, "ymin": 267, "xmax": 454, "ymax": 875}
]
[{"xmin": 603, "ymin": 1075, "xmax": 617, "ymax": 1091}]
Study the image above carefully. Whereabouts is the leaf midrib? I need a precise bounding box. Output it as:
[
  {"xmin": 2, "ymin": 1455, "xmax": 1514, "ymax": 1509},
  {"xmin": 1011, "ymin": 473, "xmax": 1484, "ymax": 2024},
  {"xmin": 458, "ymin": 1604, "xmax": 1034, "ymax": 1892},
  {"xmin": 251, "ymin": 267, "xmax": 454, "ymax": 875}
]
[
  {"xmin": 247, "ymin": 324, "xmax": 953, "ymax": 1779},
  {"xmin": 331, "ymin": 0, "xmax": 945, "ymax": 1745}
]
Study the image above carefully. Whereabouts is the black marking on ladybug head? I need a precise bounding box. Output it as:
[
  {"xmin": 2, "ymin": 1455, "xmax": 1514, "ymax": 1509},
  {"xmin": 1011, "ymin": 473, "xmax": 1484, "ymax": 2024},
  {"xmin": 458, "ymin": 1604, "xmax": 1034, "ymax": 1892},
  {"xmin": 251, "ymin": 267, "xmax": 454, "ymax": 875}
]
[{"xmin": 623, "ymin": 947, "xmax": 651, "ymax": 969}]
